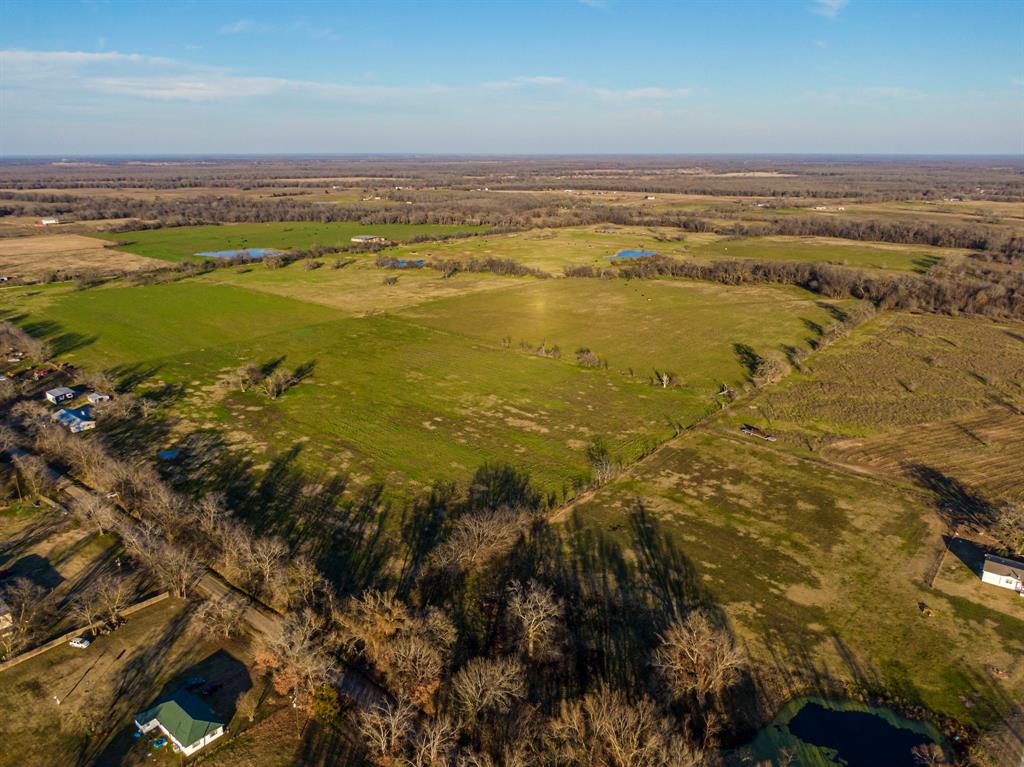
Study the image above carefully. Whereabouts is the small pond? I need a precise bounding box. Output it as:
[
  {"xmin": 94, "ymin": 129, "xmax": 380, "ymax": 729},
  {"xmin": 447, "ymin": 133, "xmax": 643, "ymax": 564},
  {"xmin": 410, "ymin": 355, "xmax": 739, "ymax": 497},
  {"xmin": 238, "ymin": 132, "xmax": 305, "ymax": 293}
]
[
  {"xmin": 609, "ymin": 249, "xmax": 658, "ymax": 260},
  {"xmin": 734, "ymin": 697, "xmax": 948, "ymax": 767},
  {"xmin": 193, "ymin": 248, "xmax": 283, "ymax": 259}
]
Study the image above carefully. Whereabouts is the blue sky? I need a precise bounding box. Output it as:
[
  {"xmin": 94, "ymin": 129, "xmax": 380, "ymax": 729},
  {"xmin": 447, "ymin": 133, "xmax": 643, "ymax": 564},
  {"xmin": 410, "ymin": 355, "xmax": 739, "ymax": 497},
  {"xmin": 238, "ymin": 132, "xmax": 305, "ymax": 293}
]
[{"xmin": 1, "ymin": 0, "xmax": 1022, "ymax": 155}]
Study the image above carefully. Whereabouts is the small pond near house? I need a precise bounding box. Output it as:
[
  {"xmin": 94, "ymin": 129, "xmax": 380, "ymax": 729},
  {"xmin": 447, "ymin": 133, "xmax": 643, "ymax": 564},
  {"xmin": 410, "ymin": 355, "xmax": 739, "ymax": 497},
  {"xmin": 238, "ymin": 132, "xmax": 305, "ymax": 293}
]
[{"xmin": 733, "ymin": 697, "xmax": 948, "ymax": 767}]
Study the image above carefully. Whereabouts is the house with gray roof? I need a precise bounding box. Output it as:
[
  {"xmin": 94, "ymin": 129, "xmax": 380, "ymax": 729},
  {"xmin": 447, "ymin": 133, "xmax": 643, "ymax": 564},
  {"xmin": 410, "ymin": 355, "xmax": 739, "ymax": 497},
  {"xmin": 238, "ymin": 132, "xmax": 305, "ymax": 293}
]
[{"xmin": 982, "ymin": 553, "xmax": 1024, "ymax": 595}]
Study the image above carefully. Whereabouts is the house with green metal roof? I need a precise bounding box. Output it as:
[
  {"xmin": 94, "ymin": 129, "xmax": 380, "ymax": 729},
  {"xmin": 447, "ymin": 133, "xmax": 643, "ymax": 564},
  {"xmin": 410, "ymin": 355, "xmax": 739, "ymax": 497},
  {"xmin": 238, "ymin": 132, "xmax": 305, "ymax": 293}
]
[{"xmin": 134, "ymin": 690, "xmax": 226, "ymax": 756}]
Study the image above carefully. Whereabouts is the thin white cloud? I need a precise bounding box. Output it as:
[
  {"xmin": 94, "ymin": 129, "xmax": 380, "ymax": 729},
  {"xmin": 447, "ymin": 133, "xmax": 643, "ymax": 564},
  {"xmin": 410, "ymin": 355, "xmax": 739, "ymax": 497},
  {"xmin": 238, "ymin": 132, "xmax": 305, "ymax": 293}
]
[
  {"xmin": 812, "ymin": 0, "xmax": 848, "ymax": 19},
  {"xmin": 0, "ymin": 48, "xmax": 691, "ymax": 111},
  {"xmin": 1012, "ymin": 77, "xmax": 1024, "ymax": 87},
  {"xmin": 0, "ymin": 49, "xmax": 168, "ymax": 65},
  {"xmin": 218, "ymin": 19, "xmax": 264, "ymax": 35},
  {"xmin": 482, "ymin": 75, "xmax": 567, "ymax": 89},
  {"xmin": 291, "ymin": 20, "xmax": 340, "ymax": 42},
  {"xmin": 593, "ymin": 86, "xmax": 692, "ymax": 101}
]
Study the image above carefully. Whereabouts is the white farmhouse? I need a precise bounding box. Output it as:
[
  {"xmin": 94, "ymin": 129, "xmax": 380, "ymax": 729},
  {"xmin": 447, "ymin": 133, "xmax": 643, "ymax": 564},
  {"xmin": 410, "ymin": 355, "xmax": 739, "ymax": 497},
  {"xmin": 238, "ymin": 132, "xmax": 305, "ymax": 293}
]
[
  {"xmin": 982, "ymin": 554, "xmax": 1024, "ymax": 595},
  {"xmin": 44, "ymin": 386, "xmax": 75, "ymax": 404}
]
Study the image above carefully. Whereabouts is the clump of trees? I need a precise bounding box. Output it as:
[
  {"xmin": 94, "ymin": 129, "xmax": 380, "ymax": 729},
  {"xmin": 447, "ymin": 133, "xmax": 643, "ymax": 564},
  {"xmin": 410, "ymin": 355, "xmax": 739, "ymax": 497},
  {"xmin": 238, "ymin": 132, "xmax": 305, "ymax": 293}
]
[
  {"xmin": 228, "ymin": 362, "xmax": 307, "ymax": 400},
  {"xmin": 0, "ymin": 321, "xmax": 51, "ymax": 361},
  {"xmin": 575, "ymin": 347, "xmax": 606, "ymax": 368},
  {"xmin": 0, "ymin": 577, "xmax": 54, "ymax": 660}
]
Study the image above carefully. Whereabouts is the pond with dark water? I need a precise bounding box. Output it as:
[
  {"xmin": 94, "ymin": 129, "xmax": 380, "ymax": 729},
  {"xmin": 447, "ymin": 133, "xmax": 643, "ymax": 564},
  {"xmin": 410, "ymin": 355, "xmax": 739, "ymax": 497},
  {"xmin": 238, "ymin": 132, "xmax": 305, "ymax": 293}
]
[{"xmin": 735, "ymin": 697, "xmax": 948, "ymax": 767}]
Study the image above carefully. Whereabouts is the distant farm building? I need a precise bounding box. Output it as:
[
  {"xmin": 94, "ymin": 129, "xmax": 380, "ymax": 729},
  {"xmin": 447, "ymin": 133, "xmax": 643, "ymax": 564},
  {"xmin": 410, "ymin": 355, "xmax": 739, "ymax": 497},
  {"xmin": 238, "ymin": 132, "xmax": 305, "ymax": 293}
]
[
  {"xmin": 134, "ymin": 691, "xmax": 226, "ymax": 756},
  {"xmin": 351, "ymin": 235, "xmax": 388, "ymax": 245},
  {"xmin": 44, "ymin": 386, "xmax": 75, "ymax": 404},
  {"xmin": 87, "ymin": 392, "xmax": 111, "ymax": 404},
  {"xmin": 52, "ymin": 407, "xmax": 96, "ymax": 433},
  {"xmin": 982, "ymin": 554, "xmax": 1024, "ymax": 595},
  {"xmin": 38, "ymin": 218, "xmax": 60, "ymax": 226}
]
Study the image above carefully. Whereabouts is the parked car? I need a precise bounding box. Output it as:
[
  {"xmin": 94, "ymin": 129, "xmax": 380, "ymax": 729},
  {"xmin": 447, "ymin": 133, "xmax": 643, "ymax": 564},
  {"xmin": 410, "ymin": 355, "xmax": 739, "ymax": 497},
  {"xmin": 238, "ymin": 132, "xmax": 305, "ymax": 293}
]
[{"xmin": 69, "ymin": 637, "xmax": 90, "ymax": 649}]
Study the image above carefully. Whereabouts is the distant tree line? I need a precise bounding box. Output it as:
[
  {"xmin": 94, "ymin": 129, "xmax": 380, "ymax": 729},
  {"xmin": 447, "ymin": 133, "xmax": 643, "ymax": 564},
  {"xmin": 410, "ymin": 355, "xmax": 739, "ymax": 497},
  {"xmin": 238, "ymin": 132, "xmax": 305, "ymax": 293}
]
[{"xmin": 566, "ymin": 256, "xmax": 1022, "ymax": 320}]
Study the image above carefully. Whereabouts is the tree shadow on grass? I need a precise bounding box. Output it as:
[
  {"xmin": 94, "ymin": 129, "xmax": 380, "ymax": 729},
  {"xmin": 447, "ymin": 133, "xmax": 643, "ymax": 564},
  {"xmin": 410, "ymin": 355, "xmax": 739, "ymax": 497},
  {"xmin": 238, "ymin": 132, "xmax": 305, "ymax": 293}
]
[
  {"xmin": 16, "ymin": 318, "xmax": 97, "ymax": 357},
  {"xmin": 733, "ymin": 342, "xmax": 761, "ymax": 380},
  {"xmin": 907, "ymin": 464, "xmax": 998, "ymax": 531}
]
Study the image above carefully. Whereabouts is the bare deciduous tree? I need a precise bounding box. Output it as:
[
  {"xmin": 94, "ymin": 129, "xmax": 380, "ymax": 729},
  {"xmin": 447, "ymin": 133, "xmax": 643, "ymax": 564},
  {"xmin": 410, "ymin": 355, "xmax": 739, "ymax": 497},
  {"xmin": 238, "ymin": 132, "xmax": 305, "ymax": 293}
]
[
  {"xmin": 256, "ymin": 608, "xmax": 334, "ymax": 707},
  {"xmin": 990, "ymin": 502, "xmax": 1024, "ymax": 557},
  {"xmin": 408, "ymin": 715, "xmax": 458, "ymax": 767},
  {"xmin": 192, "ymin": 596, "xmax": 247, "ymax": 640},
  {"xmin": 0, "ymin": 578, "xmax": 54, "ymax": 659},
  {"xmin": 357, "ymin": 699, "xmax": 416, "ymax": 765},
  {"xmin": 751, "ymin": 353, "xmax": 790, "ymax": 388},
  {"xmin": 11, "ymin": 453, "xmax": 54, "ymax": 501},
  {"xmin": 506, "ymin": 580, "xmax": 563, "ymax": 662},
  {"xmin": 71, "ymin": 494, "xmax": 120, "ymax": 536},
  {"xmin": 451, "ymin": 656, "xmax": 526, "ymax": 722},
  {"xmin": 651, "ymin": 609, "xmax": 746, "ymax": 705},
  {"xmin": 430, "ymin": 508, "xmax": 529, "ymax": 574},
  {"xmin": 543, "ymin": 686, "xmax": 703, "ymax": 767},
  {"xmin": 585, "ymin": 437, "xmax": 619, "ymax": 486}
]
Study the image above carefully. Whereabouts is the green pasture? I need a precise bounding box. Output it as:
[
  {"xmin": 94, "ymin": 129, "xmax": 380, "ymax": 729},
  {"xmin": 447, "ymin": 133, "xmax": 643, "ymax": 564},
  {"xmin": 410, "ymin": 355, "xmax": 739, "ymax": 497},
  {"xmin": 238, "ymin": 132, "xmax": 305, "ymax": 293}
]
[
  {"xmin": 689, "ymin": 235, "xmax": 956, "ymax": 272},
  {"xmin": 389, "ymin": 226, "xmax": 700, "ymax": 272},
  {"xmin": 569, "ymin": 427, "xmax": 1024, "ymax": 727},
  {"xmin": 387, "ymin": 226, "xmax": 957, "ymax": 274},
  {"xmin": 397, "ymin": 277, "xmax": 853, "ymax": 392},
  {"xmin": 198, "ymin": 257, "xmax": 525, "ymax": 315},
  {"xmin": 10, "ymin": 265, "xmax": 842, "ymax": 499},
  {"xmin": 96, "ymin": 222, "xmax": 487, "ymax": 262}
]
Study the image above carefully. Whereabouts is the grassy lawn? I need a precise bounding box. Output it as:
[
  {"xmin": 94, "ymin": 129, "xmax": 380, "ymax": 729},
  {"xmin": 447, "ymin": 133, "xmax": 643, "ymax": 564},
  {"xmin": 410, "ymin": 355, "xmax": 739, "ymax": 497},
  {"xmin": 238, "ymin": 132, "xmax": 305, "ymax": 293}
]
[
  {"xmin": 567, "ymin": 426, "xmax": 1024, "ymax": 728},
  {"xmin": 96, "ymin": 222, "xmax": 488, "ymax": 262}
]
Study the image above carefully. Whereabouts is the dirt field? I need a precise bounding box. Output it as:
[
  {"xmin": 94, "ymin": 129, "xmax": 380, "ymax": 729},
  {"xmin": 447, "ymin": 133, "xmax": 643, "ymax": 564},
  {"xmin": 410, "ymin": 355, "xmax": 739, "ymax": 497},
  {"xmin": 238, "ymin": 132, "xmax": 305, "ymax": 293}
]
[{"xmin": 0, "ymin": 234, "xmax": 161, "ymax": 280}]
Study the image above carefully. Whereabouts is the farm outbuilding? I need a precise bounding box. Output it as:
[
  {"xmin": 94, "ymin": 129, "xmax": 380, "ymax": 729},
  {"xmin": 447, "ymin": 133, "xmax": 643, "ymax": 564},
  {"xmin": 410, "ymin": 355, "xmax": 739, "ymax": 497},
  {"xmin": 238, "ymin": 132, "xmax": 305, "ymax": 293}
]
[
  {"xmin": 134, "ymin": 690, "xmax": 226, "ymax": 756},
  {"xmin": 87, "ymin": 392, "xmax": 111, "ymax": 404},
  {"xmin": 44, "ymin": 386, "xmax": 75, "ymax": 404},
  {"xmin": 351, "ymin": 234, "xmax": 388, "ymax": 244},
  {"xmin": 982, "ymin": 554, "xmax": 1024, "ymax": 595},
  {"xmin": 52, "ymin": 407, "xmax": 96, "ymax": 433}
]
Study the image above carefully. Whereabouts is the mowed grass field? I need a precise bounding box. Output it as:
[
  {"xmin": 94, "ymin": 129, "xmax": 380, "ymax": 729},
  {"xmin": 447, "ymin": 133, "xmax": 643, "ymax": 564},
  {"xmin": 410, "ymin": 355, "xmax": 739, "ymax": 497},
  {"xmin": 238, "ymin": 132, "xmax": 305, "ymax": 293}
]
[
  {"xmin": 9, "ymin": 262, "xmax": 845, "ymax": 499},
  {"xmin": 96, "ymin": 222, "xmax": 488, "ymax": 262},
  {"xmin": 387, "ymin": 226, "xmax": 959, "ymax": 274}
]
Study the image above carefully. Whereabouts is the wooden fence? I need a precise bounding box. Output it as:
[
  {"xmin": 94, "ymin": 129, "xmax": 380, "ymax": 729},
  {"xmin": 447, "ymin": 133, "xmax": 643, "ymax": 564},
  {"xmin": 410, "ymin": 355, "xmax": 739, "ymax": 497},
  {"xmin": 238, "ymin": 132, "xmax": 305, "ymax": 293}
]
[{"xmin": 0, "ymin": 592, "xmax": 169, "ymax": 673}]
